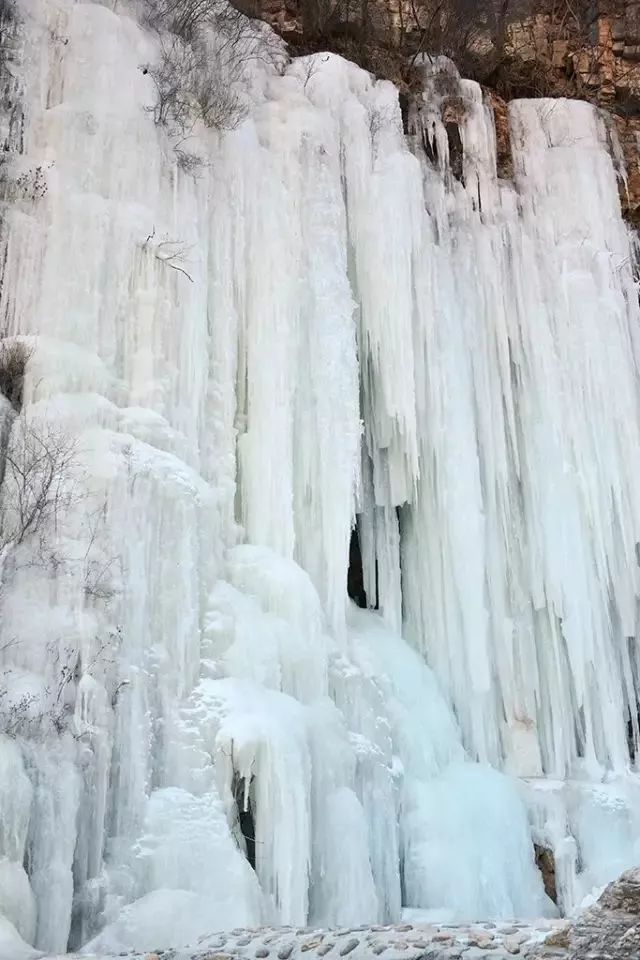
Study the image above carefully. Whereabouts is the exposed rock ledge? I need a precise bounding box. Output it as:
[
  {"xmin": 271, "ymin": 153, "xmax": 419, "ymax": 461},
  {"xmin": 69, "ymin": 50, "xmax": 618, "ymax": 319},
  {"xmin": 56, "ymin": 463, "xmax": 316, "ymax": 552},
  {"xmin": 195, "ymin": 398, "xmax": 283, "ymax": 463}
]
[{"xmin": 33, "ymin": 868, "xmax": 640, "ymax": 960}]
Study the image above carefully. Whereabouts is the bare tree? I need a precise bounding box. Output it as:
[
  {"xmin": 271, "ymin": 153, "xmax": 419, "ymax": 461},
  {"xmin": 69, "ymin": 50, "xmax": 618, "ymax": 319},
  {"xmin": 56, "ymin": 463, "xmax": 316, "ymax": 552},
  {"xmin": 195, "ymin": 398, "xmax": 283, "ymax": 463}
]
[
  {"xmin": 541, "ymin": 0, "xmax": 597, "ymax": 38},
  {"xmin": 0, "ymin": 0, "xmax": 16, "ymax": 60},
  {"xmin": 142, "ymin": 0, "xmax": 221, "ymax": 39},
  {"xmin": 299, "ymin": 0, "xmax": 336, "ymax": 37},
  {"xmin": 0, "ymin": 406, "xmax": 119, "ymax": 739},
  {"xmin": 141, "ymin": 12, "xmax": 258, "ymax": 167},
  {"xmin": 0, "ymin": 339, "xmax": 85, "ymax": 566},
  {"xmin": 81, "ymin": 499, "xmax": 123, "ymax": 605},
  {"xmin": 141, "ymin": 229, "xmax": 196, "ymax": 282},
  {"xmin": 290, "ymin": 0, "xmax": 507, "ymax": 91},
  {"xmin": 399, "ymin": 0, "xmax": 497, "ymax": 73},
  {"xmin": 140, "ymin": 0, "xmax": 285, "ymax": 152},
  {"xmin": 0, "ymin": 416, "xmax": 80, "ymax": 556},
  {"xmin": 154, "ymin": 239, "xmax": 195, "ymax": 282},
  {"xmin": 367, "ymin": 102, "xmax": 399, "ymax": 158},
  {"xmin": 0, "ymin": 631, "xmax": 122, "ymax": 738},
  {"xmin": 145, "ymin": 33, "xmax": 247, "ymax": 135}
]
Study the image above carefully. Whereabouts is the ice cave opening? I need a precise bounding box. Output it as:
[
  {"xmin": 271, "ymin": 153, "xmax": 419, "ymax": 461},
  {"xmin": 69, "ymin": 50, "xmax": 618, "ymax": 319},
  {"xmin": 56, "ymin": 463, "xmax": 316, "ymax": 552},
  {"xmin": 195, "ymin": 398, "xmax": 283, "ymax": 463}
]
[
  {"xmin": 347, "ymin": 526, "xmax": 372, "ymax": 611},
  {"xmin": 233, "ymin": 772, "xmax": 257, "ymax": 873}
]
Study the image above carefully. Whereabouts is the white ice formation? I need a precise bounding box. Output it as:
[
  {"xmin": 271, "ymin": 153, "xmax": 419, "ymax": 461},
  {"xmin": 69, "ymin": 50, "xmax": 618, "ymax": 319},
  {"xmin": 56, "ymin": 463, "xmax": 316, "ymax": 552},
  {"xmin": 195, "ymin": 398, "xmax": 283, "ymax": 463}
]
[{"xmin": 0, "ymin": 0, "xmax": 639, "ymax": 955}]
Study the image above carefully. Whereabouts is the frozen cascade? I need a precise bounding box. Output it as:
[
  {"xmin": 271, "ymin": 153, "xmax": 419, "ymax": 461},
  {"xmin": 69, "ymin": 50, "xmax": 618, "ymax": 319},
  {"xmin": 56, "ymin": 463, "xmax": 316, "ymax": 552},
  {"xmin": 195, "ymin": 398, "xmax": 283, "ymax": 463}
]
[{"xmin": 0, "ymin": 0, "xmax": 639, "ymax": 955}]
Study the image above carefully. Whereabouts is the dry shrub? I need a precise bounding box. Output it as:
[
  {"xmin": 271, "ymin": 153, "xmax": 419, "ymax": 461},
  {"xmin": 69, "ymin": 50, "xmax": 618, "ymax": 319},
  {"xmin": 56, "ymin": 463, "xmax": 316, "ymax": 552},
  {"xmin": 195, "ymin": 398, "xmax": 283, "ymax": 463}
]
[
  {"xmin": 141, "ymin": 0, "xmax": 216, "ymax": 40},
  {"xmin": 0, "ymin": 339, "xmax": 32, "ymax": 412},
  {"xmin": 140, "ymin": 0, "xmax": 286, "ymax": 171}
]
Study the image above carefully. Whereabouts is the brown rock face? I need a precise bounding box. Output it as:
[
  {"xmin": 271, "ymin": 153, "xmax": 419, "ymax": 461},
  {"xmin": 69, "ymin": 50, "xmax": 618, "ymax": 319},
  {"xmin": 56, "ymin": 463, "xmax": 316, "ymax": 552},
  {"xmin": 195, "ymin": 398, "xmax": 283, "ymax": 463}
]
[
  {"xmin": 533, "ymin": 868, "xmax": 640, "ymax": 959},
  {"xmin": 613, "ymin": 112, "xmax": 640, "ymax": 224},
  {"xmin": 487, "ymin": 89, "xmax": 514, "ymax": 180},
  {"xmin": 534, "ymin": 844, "xmax": 558, "ymax": 907}
]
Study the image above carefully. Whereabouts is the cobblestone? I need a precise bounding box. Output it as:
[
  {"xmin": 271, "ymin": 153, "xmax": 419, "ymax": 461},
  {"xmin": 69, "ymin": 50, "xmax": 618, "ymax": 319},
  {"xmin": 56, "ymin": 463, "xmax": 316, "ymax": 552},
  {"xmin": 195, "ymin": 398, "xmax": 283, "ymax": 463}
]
[{"xmin": 44, "ymin": 918, "xmax": 571, "ymax": 960}]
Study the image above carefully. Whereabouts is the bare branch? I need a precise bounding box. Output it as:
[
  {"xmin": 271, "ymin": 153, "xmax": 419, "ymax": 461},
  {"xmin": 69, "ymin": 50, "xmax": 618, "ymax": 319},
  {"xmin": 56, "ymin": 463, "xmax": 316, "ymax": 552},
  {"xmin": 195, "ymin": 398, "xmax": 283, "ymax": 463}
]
[{"xmin": 0, "ymin": 414, "xmax": 81, "ymax": 555}]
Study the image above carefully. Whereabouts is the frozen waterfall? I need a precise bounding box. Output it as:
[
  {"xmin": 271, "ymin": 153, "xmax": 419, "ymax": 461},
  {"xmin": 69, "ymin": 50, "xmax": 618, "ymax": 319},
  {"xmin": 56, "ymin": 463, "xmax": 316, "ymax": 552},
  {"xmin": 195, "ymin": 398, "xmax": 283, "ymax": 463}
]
[{"xmin": 0, "ymin": 0, "xmax": 640, "ymax": 955}]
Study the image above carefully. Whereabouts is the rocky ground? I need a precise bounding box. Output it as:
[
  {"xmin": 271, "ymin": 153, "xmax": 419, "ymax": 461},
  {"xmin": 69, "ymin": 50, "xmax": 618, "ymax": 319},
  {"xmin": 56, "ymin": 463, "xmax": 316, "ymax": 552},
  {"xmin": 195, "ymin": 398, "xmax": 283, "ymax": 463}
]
[
  {"xmin": 47, "ymin": 920, "xmax": 568, "ymax": 960},
  {"xmin": 40, "ymin": 868, "xmax": 640, "ymax": 960}
]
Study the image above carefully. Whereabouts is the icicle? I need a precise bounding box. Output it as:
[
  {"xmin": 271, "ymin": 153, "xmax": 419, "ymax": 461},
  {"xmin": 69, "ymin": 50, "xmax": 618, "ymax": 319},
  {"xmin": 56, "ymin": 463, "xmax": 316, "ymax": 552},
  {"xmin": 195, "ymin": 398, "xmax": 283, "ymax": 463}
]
[{"xmin": 3, "ymin": 0, "xmax": 640, "ymax": 947}]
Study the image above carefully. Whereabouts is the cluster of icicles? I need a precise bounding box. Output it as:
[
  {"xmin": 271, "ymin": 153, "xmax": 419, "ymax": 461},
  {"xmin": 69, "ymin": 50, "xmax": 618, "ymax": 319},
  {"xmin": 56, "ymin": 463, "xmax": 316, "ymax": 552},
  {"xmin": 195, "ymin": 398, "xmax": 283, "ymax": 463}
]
[{"xmin": 0, "ymin": 0, "xmax": 639, "ymax": 956}]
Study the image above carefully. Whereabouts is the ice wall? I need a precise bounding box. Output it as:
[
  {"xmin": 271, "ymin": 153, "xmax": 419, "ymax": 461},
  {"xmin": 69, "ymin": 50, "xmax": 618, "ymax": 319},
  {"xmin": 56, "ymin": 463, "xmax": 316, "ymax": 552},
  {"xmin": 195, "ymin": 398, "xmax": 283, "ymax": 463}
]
[{"xmin": 0, "ymin": 0, "xmax": 638, "ymax": 954}]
